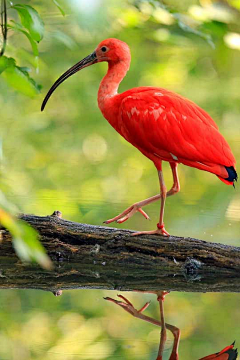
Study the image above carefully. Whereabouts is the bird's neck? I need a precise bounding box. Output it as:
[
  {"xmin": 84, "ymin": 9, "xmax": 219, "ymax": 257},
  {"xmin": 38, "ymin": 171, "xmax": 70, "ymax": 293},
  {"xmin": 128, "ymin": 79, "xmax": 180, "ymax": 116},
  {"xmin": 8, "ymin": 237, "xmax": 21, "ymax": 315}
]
[{"xmin": 97, "ymin": 60, "xmax": 130, "ymax": 119}]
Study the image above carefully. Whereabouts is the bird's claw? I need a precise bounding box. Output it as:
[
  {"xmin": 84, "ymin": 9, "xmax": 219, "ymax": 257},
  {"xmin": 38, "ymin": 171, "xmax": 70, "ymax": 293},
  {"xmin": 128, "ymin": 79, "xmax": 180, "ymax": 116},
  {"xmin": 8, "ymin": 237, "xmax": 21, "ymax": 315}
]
[
  {"xmin": 157, "ymin": 291, "xmax": 170, "ymax": 301},
  {"xmin": 117, "ymin": 207, "xmax": 150, "ymax": 224},
  {"xmin": 104, "ymin": 294, "xmax": 151, "ymax": 315},
  {"xmin": 132, "ymin": 227, "xmax": 170, "ymax": 237},
  {"xmin": 104, "ymin": 205, "xmax": 150, "ymax": 225}
]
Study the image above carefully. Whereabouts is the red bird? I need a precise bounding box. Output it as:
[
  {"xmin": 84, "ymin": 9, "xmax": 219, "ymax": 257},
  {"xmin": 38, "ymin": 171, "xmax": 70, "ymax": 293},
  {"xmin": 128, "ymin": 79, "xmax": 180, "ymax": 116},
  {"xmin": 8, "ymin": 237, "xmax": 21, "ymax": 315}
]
[{"xmin": 41, "ymin": 38, "xmax": 237, "ymax": 236}]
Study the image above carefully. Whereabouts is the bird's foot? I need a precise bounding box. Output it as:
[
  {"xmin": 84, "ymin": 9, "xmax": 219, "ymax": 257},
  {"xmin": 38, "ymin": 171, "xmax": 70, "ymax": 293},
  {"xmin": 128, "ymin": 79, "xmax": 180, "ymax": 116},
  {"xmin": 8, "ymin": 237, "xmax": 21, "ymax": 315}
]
[
  {"xmin": 157, "ymin": 291, "xmax": 170, "ymax": 301},
  {"xmin": 104, "ymin": 204, "xmax": 150, "ymax": 224},
  {"xmin": 104, "ymin": 294, "xmax": 150, "ymax": 316},
  {"xmin": 132, "ymin": 223, "xmax": 170, "ymax": 237}
]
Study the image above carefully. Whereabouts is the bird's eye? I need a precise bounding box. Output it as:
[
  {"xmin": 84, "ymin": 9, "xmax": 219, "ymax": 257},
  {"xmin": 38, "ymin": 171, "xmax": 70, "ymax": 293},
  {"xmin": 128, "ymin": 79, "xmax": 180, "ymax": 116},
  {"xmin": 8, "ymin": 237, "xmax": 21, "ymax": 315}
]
[{"xmin": 101, "ymin": 46, "xmax": 107, "ymax": 52}]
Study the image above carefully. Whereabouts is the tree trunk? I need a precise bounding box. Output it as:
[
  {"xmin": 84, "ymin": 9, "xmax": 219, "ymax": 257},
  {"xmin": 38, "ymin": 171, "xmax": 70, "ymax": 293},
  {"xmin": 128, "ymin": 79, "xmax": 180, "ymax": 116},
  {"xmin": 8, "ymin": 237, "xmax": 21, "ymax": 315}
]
[{"xmin": 1, "ymin": 212, "xmax": 240, "ymax": 294}]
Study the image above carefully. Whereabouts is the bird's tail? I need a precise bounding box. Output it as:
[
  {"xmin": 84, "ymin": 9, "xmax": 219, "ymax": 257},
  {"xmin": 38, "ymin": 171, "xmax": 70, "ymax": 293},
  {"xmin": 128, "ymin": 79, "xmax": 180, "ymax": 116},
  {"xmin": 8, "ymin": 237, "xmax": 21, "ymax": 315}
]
[{"xmin": 180, "ymin": 159, "xmax": 237, "ymax": 187}]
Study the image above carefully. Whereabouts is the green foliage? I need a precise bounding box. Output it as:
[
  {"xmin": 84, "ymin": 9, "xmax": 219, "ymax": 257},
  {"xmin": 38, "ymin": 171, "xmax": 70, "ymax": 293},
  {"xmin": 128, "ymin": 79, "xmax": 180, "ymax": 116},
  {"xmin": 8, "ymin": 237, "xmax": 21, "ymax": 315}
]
[
  {"xmin": 0, "ymin": 2, "xmax": 45, "ymax": 95},
  {"xmin": 12, "ymin": 4, "xmax": 44, "ymax": 42},
  {"xmin": 134, "ymin": 0, "xmax": 215, "ymax": 47},
  {"xmin": 0, "ymin": 192, "xmax": 52, "ymax": 270},
  {"xmin": 0, "ymin": 0, "xmax": 66, "ymax": 267},
  {"xmin": 0, "ymin": 1, "xmax": 65, "ymax": 96},
  {"xmin": 12, "ymin": 220, "xmax": 52, "ymax": 270},
  {"xmin": 0, "ymin": 55, "xmax": 15, "ymax": 74},
  {"xmin": 0, "ymin": 56, "xmax": 41, "ymax": 96},
  {"xmin": 0, "ymin": 47, "xmax": 46, "ymax": 264},
  {"xmin": 8, "ymin": 20, "xmax": 39, "ymax": 56},
  {"xmin": 52, "ymin": 0, "xmax": 65, "ymax": 16}
]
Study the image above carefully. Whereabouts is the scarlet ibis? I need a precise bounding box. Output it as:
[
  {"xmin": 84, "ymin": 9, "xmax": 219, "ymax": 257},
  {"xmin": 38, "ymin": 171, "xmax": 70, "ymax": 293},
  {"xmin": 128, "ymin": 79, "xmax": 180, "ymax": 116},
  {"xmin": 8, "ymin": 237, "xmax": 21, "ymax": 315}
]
[
  {"xmin": 41, "ymin": 38, "xmax": 237, "ymax": 236},
  {"xmin": 105, "ymin": 293, "xmax": 238, "ymax": 360}
]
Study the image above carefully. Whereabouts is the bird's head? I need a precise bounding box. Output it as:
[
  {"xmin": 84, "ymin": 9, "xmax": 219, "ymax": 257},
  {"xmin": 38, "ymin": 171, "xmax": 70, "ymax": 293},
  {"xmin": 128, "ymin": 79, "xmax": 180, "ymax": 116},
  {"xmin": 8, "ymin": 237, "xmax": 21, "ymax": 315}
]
[
  {"xmin": 95, "ymin": 38, "xmax": 131, "ymax": 64},
  {"xmin": 41, "ymin": 38, "xmax": 130, "ymax": 111}
]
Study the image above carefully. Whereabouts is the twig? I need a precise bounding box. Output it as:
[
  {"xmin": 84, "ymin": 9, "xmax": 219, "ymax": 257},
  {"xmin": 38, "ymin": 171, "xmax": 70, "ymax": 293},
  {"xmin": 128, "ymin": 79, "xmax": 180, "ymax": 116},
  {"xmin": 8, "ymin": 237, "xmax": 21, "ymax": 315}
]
[{"xmin": 0, "ymin": 0, "xmax": 7, "ymax": 56}]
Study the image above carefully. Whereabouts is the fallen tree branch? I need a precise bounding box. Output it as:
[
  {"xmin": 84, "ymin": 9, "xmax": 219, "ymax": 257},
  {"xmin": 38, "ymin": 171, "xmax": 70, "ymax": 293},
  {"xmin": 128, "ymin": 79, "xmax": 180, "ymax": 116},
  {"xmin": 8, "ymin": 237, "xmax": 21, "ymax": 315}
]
[{"xmin": 1, "ymin": 212, "xmax": 240, "ymax": 293}]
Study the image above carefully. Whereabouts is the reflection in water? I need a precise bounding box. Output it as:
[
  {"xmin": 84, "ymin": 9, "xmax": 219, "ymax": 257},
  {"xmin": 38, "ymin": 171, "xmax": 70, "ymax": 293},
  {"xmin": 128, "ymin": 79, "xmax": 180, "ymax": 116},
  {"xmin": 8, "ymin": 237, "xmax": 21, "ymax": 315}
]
[
  {"xmin": 105, "ymin": 292, "xmax": 238, "ymax": 360},
  {"xmin": 0, "ymin": 289, "xmax": 239, "ymax": 359}
]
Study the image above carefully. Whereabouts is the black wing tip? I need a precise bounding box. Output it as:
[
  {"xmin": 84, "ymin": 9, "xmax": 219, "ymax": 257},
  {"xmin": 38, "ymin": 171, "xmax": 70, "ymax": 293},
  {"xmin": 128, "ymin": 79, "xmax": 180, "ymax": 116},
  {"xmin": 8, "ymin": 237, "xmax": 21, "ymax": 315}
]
[
  {"xmin": 232, "ymin": 349, "xmax": 238, "ymax": 360},
  {"xmin": 230, "ymin": 341, "xmax": 238, "ymax": 359},
  {"xmin": 224, "ymin": 166, "xmax": 238, "ymax": 185}
]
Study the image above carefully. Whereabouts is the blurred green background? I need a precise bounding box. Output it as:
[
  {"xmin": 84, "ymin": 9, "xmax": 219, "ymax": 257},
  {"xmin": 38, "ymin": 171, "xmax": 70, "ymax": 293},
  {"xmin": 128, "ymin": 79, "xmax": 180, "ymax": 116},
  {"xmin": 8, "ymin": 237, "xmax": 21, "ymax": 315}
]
[{"xmin": 0, "ymin": 0, "xmax": 240, "ymax": 358}]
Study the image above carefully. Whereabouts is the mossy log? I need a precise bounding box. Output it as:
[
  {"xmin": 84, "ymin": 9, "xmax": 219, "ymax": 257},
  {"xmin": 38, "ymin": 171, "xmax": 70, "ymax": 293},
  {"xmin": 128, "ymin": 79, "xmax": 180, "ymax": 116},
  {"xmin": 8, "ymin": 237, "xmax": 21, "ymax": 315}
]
[{"xmin": 1, "ymin": 212, "xmax": 240, "ymax": 294}]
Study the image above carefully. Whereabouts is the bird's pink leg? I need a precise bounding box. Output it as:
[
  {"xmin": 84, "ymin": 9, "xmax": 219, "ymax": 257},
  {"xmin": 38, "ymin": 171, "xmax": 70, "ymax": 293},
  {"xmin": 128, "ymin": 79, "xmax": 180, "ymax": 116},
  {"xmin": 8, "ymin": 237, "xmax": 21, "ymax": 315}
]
[
  {"xmin": 157, "ymin": 292, "xmax": 167, "ymax": 359},
  {"xmin": 132, "ymin": 169, "xmax": 169, "ymax": 236},
  {"xmin": 104, "ymin": 162, "xmax": 180, "ymax": 230},
  {"xmin": 169, "ymin": 327, "xmax": 180, "ymax": 360},
  {"xmin": 167, "ymin": 163, "xmax": 180, "ymax": 197},
  {"xmin": 156, "ymin": 291, "xmax": 180, "ymax": 360}
]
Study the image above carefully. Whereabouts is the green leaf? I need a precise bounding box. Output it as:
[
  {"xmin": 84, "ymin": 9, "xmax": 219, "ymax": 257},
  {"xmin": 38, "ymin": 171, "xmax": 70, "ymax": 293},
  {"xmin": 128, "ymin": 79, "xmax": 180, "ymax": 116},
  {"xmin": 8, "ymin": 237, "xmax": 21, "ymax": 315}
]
[
  {"xmin": 174, "ymin": 14, "xmax": 215, "ymax": 49},
  {"xmin": 8, "ymin": 20, "xmax": 39, "ymax": 56},
  {"xmin": 2, "ymin": 66, "xmax": 40, "ymax": 97},
  {"xmin": 12, "ymin": 4, "xmax": 44, "ymax": 42},
  {"xmin": 52, "ymin": 0, "xmax": 65, "ymax": 16},
  {"xmin": 0, "ymin": 56, "xmax": 41, "ymax": 97},
  {"xmin": 17, "ymin": 66, "xmax": 42, "ymax": 90},
  {"xmin": 12, "ymin": 221, "xmax": 53, "ymax": 270},
  {"xmin": 0, "ymin": 56, "xmax": 15, "ymax": 74},
  {"xmin": 0, "ymin": 204, "xmax": 52, "ymax": 270}
]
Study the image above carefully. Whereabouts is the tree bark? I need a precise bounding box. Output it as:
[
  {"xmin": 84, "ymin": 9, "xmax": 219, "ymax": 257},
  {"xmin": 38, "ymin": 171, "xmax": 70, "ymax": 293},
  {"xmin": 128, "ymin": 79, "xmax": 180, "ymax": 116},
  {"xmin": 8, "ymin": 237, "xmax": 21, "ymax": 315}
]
[{"xmin": 1, "ymin": 212, "xmax": 240, "ymax": 294}]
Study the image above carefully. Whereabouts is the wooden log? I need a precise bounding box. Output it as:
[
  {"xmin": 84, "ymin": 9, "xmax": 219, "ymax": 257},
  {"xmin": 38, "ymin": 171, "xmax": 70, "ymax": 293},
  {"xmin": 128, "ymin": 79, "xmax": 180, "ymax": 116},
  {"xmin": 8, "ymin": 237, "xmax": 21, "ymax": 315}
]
[{"xmin": 1, "ymin": 212, "xmax": 240, "ymax": 293}]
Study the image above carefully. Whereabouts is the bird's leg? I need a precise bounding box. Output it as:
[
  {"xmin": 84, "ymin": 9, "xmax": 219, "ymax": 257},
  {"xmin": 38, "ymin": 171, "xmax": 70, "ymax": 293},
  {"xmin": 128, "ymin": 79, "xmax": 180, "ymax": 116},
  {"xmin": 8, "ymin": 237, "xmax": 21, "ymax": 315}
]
[
  {"xmin": 167, "ymin": 163, "xmax": 180, "ymax": 197},
  {"xmin": 157, "ymin": 169, "xmax": 168, "ymax": 234},
  {"xmin": 104, "ymin": 163, "xmax": 179, "ymax": 227},
  {"xmin": 157, "ymin": 291, "xmax": 180, "ymax": 360},
  {"xmin": 156, "ymin": 290, "xmax": 181, "ymax": 360},
  {"xmin": 157, "ymin": 292, "xmax": 167, "ymax": 360},
  {"xmin": 132, "ymin": 169, "xmax": 169, "ymax": 236},
  {"xmin": 104, "ymin": 292, "xmax": 180, "ymax": 360},
  {"xmin": 169, "ymin": 326, "xmax": 180, "ymax": 360},
  {"xmin": 137, "ymin": 290, "xmax": 180, "ymax": 360}
]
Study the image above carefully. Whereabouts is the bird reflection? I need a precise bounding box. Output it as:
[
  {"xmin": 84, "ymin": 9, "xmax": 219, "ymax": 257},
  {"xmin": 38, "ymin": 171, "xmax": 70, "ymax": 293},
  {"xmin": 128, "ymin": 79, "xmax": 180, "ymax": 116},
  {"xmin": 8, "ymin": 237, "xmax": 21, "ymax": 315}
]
[{"xmin": 105, "ymin": 291, "xmax": 238, "ymax": 360}]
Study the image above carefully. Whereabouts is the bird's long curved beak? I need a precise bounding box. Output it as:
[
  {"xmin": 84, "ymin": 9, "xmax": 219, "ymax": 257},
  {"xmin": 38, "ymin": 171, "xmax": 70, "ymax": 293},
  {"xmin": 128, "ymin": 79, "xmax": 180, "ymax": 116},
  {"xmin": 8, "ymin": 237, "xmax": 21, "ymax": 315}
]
[{"xmin": 41, "ymin": 51, "xmax": 97, "ymax": 111}]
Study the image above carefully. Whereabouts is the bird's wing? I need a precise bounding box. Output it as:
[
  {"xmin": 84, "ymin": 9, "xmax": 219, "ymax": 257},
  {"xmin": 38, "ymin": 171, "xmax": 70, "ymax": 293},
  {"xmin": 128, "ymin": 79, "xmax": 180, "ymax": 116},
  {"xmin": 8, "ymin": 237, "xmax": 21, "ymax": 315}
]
[{"xmin": 118, "ymin": 89, "xmax": 235, "ymax": 167}]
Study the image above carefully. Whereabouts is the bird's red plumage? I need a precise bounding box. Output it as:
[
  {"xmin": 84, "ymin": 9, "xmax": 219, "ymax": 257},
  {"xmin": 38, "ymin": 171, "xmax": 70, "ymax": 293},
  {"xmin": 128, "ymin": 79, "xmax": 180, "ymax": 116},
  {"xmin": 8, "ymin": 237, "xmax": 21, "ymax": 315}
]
[
  {"xmin": 109, "ymin": 87, "xmax": 236, "ymax": 183},
  {"xmin": 42, "ymin": 38, "xmax": 237, "ymax": 236}
]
